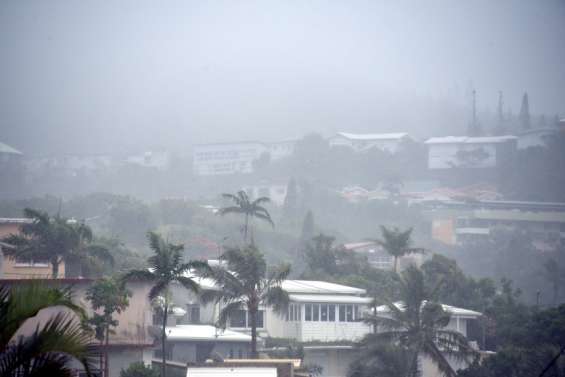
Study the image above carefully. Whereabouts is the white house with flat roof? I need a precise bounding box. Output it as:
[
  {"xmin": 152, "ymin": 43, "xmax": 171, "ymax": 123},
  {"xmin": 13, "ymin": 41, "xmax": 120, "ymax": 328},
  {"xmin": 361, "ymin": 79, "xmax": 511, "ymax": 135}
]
[
  {"xmin": 425, "ymin": 136, "xmax": 517, "ymax": 170},
  {"xmin": 328, "ymin": 132, "xmax": 411, "ymax": 153},
  {"xmin": 193, "ymin": 140, "xmax": 295, "ymax": 176}
]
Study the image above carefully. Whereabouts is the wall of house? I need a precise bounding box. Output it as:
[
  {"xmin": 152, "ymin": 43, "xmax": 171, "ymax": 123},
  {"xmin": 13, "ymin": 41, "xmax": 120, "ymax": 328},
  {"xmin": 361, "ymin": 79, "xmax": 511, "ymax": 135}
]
[
  {"xmin": 0, "ymin": 222, "xmax": 66, "ymax": 279},
  {"xmin": 303, "ymin": 347, "xmax": 357, "ymax": 377},
  {"xmin": 300, "ymin": 321, "xmax": 370, "ymax": 342},
  {"xmin": 428, "ymin": 143, "xmax": 498, "ymax": 169}
]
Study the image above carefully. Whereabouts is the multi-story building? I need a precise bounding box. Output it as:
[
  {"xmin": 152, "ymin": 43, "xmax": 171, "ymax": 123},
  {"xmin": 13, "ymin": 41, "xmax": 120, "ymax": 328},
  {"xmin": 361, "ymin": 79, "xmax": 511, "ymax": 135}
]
[
  {"xmin": 328, "ymin": 132, "xmax": 411, "ymax": 153},
  {"xmin": 421, "ymin": 199, "xmax": 565, "ymax": 247},
  {"xmin": 193, "ymin": 140, "xmax": 295, "ymax": 176}
]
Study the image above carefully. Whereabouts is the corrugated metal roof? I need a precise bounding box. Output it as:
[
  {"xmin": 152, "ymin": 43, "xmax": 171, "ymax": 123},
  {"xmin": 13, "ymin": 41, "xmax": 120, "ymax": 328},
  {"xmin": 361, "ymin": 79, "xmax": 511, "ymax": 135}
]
[
  {"xmin": 282, "ymin": 280, "xmax": 366, "ymax": 295},
  {"xmin": 166, "ymin": 325, "xmax": 251, "ymax": 342},
  {"xmin": 289, "ymin": 294, "xmax": 372, "ymax": 304},
  {"xmin": 0, "ymin": 142, "xmax": 22, "ymax": 155},
  {"xmin": 376, "ymin": 302, "xmax": 481, "ymax": 318}
]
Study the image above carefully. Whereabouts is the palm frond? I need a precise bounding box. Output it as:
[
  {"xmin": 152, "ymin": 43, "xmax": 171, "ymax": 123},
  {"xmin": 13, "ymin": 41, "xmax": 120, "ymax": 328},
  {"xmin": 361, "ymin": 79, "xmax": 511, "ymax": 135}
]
[
  {"xmin": 121, "ymin": 269, "xmax": 155, "ymax": 283},
  {"xmin": 176, "ymin": 276, "xmax": 199, "ymax": 294},
  {"xmin": 217, "ymin": 301, "xmax": 244, "ymax": 329},
  {"xmin": 262, "ymin": 286, "xmax": 289, "ymax": 314},
  {"xmin": 148, "ymin": 280, "xmax": 169, "ymax": 301}
]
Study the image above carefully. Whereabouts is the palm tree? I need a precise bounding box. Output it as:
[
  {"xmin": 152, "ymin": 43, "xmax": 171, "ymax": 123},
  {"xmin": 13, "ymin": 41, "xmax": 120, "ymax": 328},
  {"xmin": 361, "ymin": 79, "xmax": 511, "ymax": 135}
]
[
  {"xmin": 219, "ymin": 191, "xmax": 274, "ymax": 242},
  {"xmin": 0, "ymin": 283, "xmax": 95, "ymax": 376},
  {"xmin": 372, "ymin": 226, "xmax": 424, "ymax": 273},
  {"xmin": 2, "ymin": 209, "xmax": 113, "ymax": 278},
  {"xmin": 361, "ymin": 266, "xmax": 477, "ymax": 377},
  {"xmin": 201, "ymin": 244, "xmax": 290, "ymax": 358},
  {"xmin": 122, "ymin": 232, "xmax": 209, "ymax": 377}
]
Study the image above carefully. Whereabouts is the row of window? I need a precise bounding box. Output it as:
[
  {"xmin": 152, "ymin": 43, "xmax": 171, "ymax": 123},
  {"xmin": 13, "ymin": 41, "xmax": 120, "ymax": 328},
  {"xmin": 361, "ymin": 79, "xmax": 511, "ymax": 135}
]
[
  {"xmin": 286, "ymin": 304, "xmax": 362, "ymax": 323},
  {"xmin": 229, "ymin": 309, "xmax": 264, "ymax": 329}
]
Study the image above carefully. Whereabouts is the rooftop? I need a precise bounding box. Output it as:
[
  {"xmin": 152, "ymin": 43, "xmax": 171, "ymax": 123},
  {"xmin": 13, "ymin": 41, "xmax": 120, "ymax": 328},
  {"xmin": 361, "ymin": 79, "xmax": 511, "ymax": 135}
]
[
  {"xmin": 289, "ymin": 294, "xmax": 372, "ymax": 304},
  {"xmin": 376, "ymin": 302, "xmax": 481, "ymax": 318},
  {"xmin": 425, "ymin": 136, "xmax": 517, "ymax": 144},
  {"xmin": 166, "ymin": 325, "xmax": 251, "ymax": 342},
  {"xmin": 0, "ymin": 142, "xmax": 22, "ymax": 155},
  {"xmin": 0, "ymin": 218, "xmax": 32, "ymax": 224},
  {"xmin": 281, "ymin": 280, "xmax": 366, "ymax": 295},
  {"xmin": 334, "ymin": 132, "xmax": 409, "ymax": 141}
]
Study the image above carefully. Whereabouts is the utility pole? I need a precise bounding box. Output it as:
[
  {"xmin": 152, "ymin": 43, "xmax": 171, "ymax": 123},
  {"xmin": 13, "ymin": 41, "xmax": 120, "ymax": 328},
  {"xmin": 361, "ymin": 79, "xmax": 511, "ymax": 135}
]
[
  {"xmin": 496, "ymin": 91, "xmax": 505, "ymax": 135},
  {"xmin": 468, "ymin": 89, "xmax": 481, "ymax": 136}
]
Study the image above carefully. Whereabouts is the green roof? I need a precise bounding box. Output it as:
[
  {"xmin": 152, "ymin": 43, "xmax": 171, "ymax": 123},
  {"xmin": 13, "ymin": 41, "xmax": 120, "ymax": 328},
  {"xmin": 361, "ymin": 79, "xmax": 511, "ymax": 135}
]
[{"xmin": 0, "ymin": 142, "xmax": 22, "ymax": 155}]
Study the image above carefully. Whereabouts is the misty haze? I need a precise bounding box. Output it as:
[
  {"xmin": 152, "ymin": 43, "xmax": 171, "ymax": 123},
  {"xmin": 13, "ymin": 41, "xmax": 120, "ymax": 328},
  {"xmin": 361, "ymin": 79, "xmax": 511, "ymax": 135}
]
[{"xmin": 1, "ymin": 1, "xmax": 564, "ymax": 377}]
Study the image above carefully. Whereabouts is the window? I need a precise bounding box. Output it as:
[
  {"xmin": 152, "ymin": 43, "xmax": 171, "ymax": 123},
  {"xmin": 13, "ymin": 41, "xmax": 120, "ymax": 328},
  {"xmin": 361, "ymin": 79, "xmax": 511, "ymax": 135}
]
[
  {"xmin": 339, "ymin": 305, "xmax": 346, "ymax": 321},
  {"xmin": 255, "ymin": 310, "xmax": 264, "ymax": 328},
  {"xmin": 305, "ymin": 304, "xmax": 312, "ymax": 321},
  {"xmin": 346, "ymin": 305, "xmax": 354, "ymax": 322},
  {"xmin": 313, "ymin": 304, "xmax": 320, "ymax": 321},
  {"xmin": 321, "ymin": 305, "xmax": 328, "ymax": 321},
  {"xmin": 230, "ymin": 310, "xmax": 246, "ymax": 328},
  {"xmin": 187, "ymin": 305, "xmax": 200, "ymax": 324},
  {"xmin": 329, "ymin": 305, "xmax": 335, "ymax": 321},
  {"xmin": 290, "ymin": 305, "xmax": 294, "ymax": 322}
]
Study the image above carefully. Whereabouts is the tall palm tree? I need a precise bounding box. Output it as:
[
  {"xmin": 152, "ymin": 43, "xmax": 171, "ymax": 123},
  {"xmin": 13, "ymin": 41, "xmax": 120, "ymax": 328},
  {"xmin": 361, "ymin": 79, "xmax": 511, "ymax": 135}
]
[
  {"xmin": 201, "ymin": 245, "xmax": 290, "ymax": 358},
  {"xmin": 2, "ymin": 209, "xmax": 113, "ymax": 278},
  {"xmin": 219, "ymin": 191, "xmax": 274, "ymax": 242},
  {"xmin": 122, "ymin": 232, "xmax": 209, "ymax": 377},
  {"xmin": 0, "ymin": 283, "xmax": 95, "ymax": 377},
  {"xmin": 372, "ymin": 226, "xmax": 424, "ymax": 273},
  {"xmin": 361, "ymin": 266, "xmax": 477, "ymax": 377},
  {"xmin": 543, "ymin": 258, "xmax": 564, "ymax": 306}
]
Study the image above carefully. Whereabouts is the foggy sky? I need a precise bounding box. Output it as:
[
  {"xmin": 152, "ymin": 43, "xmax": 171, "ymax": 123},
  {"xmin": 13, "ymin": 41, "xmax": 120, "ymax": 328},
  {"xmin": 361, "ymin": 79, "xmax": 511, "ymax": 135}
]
[{"xmin": 1, "ymin": 0, "xmax": 564, "ymax": 155}]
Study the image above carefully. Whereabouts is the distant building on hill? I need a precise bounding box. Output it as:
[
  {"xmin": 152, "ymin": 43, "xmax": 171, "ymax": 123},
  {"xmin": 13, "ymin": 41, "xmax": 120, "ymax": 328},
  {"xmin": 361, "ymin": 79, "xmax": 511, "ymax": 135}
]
[
  {"xmin": 193, "ymin": 140, "xmax": 295, "ymax": 176},
  {"xmin": 0, "ymin": 141, "xmax": 24, "ymax": 198},
  {"xmin": 328, "ymin": 132, "xmax": 411, "ymax": 153},
  {"xmin": 424, "ymin": 136, "xmax": 517, "ymax": 170}
]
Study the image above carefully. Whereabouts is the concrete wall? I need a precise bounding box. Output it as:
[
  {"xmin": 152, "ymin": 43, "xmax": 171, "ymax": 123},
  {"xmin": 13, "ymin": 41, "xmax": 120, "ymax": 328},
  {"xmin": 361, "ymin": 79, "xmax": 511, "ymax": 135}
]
[
  {"xmin": 170, "ymin": 341, "xmax": 251, "ymax": 364},
  {"xmin": 303, "ymin": 347, "xmax": 357, "ymax": 377}
]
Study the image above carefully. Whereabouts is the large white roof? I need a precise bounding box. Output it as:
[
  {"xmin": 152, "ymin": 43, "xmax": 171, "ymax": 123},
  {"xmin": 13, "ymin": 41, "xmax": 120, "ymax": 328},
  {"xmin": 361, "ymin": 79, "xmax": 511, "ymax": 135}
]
[
  {"xmin": 289, "ymin": 294, "xmax": 372, "ymax": 304},
  {"xmin": 166, "ymin": 325, "xmax": 251, "ymax": 342},
  {"xmin": 425, "ymin": 136, "xmax": 517, "ymax": 144},
  {"xmin": 281, "ymin": 280, "xmax": 366, "ymax": 295},
  {"xmin": 376, "ymin": 302, "xmax": 481, "ymax": 318},
  {"xmin": 334, "ymin": 132, "xmax": 409, "ymax": 141}
]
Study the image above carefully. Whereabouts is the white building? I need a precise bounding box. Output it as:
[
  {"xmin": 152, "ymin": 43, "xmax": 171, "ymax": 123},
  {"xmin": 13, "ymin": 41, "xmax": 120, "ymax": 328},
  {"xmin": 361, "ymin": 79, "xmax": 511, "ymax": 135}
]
[
  {"xmin": 243, "ymin": 183, "xmax": 288, "ymax": 206},
  {"xmin": 193, "ymin": 140, "xmax": 295, "ymax": 176},
  {"xmin": 517, "ymin": 127, "xmax": 558, "ymax": 149},
  {"xmin": 328, "ymin": 132, "xmax": 411, "ymax": 153},
  {"xmin": 425, "ymin": 136, "xmax": 517, "ymax": 169}
]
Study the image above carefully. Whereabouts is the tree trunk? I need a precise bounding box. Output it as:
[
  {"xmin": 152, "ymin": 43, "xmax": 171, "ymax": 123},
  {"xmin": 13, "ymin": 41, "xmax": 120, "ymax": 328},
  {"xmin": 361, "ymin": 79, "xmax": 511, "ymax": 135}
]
[
  {"xmin": 393, "ymin": 256, "xmax": 398, "ymax": 273},
  {"xmin": 99, "ymin": 338, "xmax": 104, "ymax": 376},
  {"xmin": 244, "ymin": 214, "xmax": 249, "ymax": 243},
  {"xmin": 162, "ymin": 303, "xmax": 168, "ymax": 377},
  {"xmin": 249, "ymin": 304, "xmax": 258, "ymax": 358},
  {"xmin": 104, "ymin": 326, "xmax": 110, "ymax": 377},
  {"xmin": 51, "ymin": 259, "xmax": 59, "ymax": 278}
]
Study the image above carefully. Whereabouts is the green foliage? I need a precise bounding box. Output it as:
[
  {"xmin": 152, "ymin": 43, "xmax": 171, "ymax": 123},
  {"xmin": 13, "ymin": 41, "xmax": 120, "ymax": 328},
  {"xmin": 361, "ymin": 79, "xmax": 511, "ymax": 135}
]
[
  {"xmin": 1, "ymin": 208, "xmax": 112, "ymax": 278},
  {"xmin": 123, "ymin": 232, "xmax": 209, "ymax": 377},
  {"xmin": 219, "ymin": 190, "xmax": 274, "ymax": 242},
  {"xmin": 0, "ymin": 283, "xmax": 94, "ymax": 376},
  {"xmin": 359, "ymin": 266, "xmax": 478, "ymax": 377},
  {"xmin": 372, "ymin": 226, "xmax": 424, "ymax": 272},
  {"xmin": 120, "ymin": 362, "xmax": 159, "ymax": 377},
  {"xmin": 201, "ymin": 245, "xmax": 290, "ymax": 357}
]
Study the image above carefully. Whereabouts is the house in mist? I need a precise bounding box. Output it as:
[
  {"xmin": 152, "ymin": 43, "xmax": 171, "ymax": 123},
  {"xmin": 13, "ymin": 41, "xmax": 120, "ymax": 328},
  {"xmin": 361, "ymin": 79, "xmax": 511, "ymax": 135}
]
[
  {"xmin": 516, "ymin": 127, "xmax": 559, "ymax": 149},
  {"xmin": 125, "ymin": 150, "xmax": 171, "ymax": 170},
  {"xmin": 328, "ymin": 132, "xmax": 411, "ymax": 153},
  {"xmin": 193, "ymin": 140, "xmax": 295, "ymax": 176},
  {"xmin": 0, "ymin": 141, "xmax": 24, "ymax": 199},
  {"xmin": 425, "ymin": 136, "xmax": 517, "ymax": 170},
  {"xmin": 0, "ymin": 217, "xmax": 61, "ymax": 279},
  {"xmin": 342, "ymin": 241, "xmax": 423, "ymax": 271},
  {"xmin": 243, "ymin": 181, "xmax": 288, "ymax": 206},
  {"xmin": 421, "ymin": 199, "xmax": 565, "ymax": 248}
]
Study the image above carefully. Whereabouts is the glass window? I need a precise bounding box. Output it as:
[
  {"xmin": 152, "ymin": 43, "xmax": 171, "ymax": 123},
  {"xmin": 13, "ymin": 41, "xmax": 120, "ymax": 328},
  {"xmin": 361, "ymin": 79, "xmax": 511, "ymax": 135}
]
[
  {"xmin": 297, "ymin": 305, "xmax": 302, "ymax": 321},
  {"xmin": 329, "ymin": 305, "xmax": 335, "ymax": 321},
  {"xmin": 305, "ymin": 304, "xmax": 312, "ymax": 321},
  {"xmin": 255, "ymin": 310, "xmax": 264, "ymax": 328},
  {"xmin": 313, "ymin": 304, "xmax": 320, "ymax": 321},
  {"xmin": 230, "ymin": 310, "xmax": 246, "ymax": 327},
  {"xmin": 321, "ymin": 305, "xmax": 328, "ymax": 321},
  {"xmin": 354, "ymin": 305, "xmax": 360, "ymax": 322},
  {"xmin": 189, "ymin": 305, "xmax": 200, "ymax": 324},
  {"xmin": 290, "ymin": 305, "xmax": 294, "ymax": 321},
  {"xmin": 346, "ymin": 305, "xmax": 354, "ymax": 322},
  {"xmin": 339, "ymin": 305, "xmax": 346, "ymax": 322}
]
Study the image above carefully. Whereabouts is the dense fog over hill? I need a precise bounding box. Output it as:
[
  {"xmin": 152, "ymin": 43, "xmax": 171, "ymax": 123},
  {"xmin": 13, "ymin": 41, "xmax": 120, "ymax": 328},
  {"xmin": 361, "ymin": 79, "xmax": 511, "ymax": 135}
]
[{"xmin": 1, "ymin": 0, "xmax": 564, "ymax": 155}]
